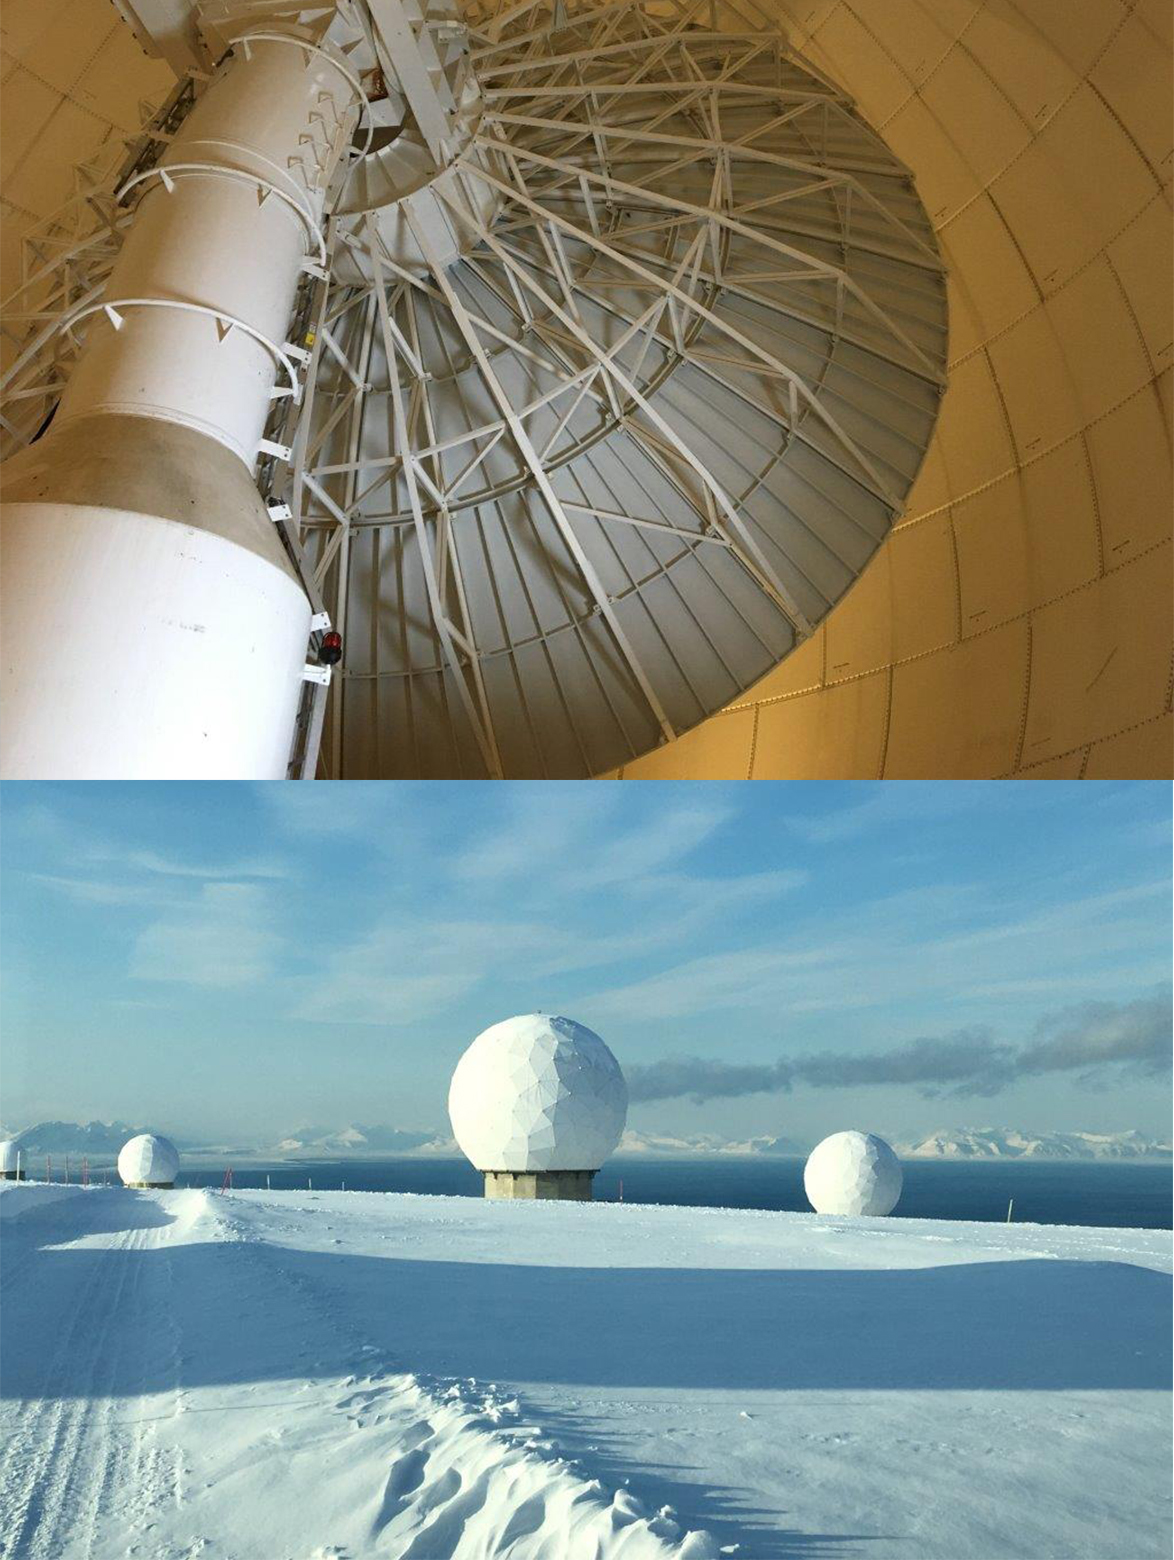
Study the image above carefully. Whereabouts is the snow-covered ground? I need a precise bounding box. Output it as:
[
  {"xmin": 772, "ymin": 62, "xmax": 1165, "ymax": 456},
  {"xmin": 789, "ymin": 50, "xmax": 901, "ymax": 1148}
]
[{"xmin": 0, "ymin": 1182, "xmax": 1169, "ymax": 1560}]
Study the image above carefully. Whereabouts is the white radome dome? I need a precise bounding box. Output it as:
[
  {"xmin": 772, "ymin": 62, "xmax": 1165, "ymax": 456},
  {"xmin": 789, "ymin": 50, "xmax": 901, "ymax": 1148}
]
[
  {"xmin": 118, "ymin": 1133, "xmax": 179, "ymax": 1187},
  {"xmin": 448, "ymin": 1014, "xmax": 628, "ymax": 1172},
  {"xmin": 804, "ymin": 1130, "xmax": 903, "ymax": 1217},
  {"xmin": 0, "ymin": 1140, "xmax": 19, "ymax": 1173}
]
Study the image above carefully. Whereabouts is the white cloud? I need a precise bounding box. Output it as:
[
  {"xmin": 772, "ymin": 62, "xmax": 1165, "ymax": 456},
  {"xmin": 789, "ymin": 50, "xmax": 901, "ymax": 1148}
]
[
  {"xmin": 625, "ymin": 867, "xmax": 806, "ymax": 918},
  {"xmin": 786, "ymin": 784, "xmax": 1011, "ymax": 846},
  {"xmin": 293, "ymin": 883, "xmax": 771, "ymax": 1026},
  {"xmin": 586, "ymin": 945, "xmax": 840, "ymax": 1021},
  {"xmin": 26, "ymin": 873, "xmax": 176, "ymax": 908},
  {"xmin": 579, "ymin": 879, "xmax": 1168, "ymax": 1026},
  {"xmin": 578, "ymin": 800, "xmax": 733, "ymax": 888},
  {"xmin": 929, "ymin": 879, "xmax": 1168, "ymax": 957},
  {"xmin": 129, "ymin": 882, "xmax": 281, "ymax": 987},
  {"xmin": 124, "ymin": 850, "xmax": 287, "ymax": 880},
  {"xmin": 454, "ymin": 788, "xmax": 733, "ymax": 890},
  {"xmin": 255, "ymin": 782, "xmax": 409, "ymax": 838},
  {"xmin": 452, "ymin": 787, "xmax": 618, "ymax": 882},
  {"xmin": 291, "ymin": 915, "xmax": 649, "ymax": 1026},
  {"xmin": 290, "ymin": 857, "xmax": 806, "ymax": 1028},
  {"xmin": 292, "ymin": 922, "xmax": 504, "ymax": 1026}
]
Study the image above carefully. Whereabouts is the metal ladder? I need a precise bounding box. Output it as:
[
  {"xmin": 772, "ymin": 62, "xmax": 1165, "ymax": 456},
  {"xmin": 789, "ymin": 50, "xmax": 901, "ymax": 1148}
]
[{"xmin": 256, "ymin": 232, "xmax": 342, "ymax": 780}]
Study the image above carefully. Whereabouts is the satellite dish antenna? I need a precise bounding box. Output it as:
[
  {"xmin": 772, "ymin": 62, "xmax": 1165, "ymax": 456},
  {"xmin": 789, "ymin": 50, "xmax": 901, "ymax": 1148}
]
[{"xmin": 0, "ymin": 0, "xmax": 947, "ymax": 779}]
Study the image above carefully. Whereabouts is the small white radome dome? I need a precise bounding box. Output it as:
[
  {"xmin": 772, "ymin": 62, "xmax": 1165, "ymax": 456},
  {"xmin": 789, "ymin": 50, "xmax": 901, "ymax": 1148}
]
[
  {"xmin": 118, "ymin": 1133, "xmax": 179, "ymax": 1187},
  {"xmin": 449, "ymin": 1014, "xmax": 628, "ymax": 1173},
  {"xmin": 805, "ymin": 1130, "xmax": 903, "ymax": 1217},
  {"xmin": 0, "ymin": 1140, "xmax": 19, "ymax": 1172}
]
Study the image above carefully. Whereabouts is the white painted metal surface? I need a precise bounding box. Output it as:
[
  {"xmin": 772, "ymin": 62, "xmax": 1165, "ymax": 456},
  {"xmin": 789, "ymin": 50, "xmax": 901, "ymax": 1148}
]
[
  {"xmin": 56, "ymin": 33, "xmax": 358, "ymax": 467},
  {"xmin": 2, "ymin": 499, "xmax": 310, "ymax": 780},
  {"xmin": 0, "ymin": 19, "xmax": 362, "ymax": 778}
]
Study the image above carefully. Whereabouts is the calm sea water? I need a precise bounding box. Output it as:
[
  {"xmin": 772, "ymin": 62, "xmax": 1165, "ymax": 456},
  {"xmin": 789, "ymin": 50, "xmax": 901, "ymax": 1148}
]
[{"xmin": 167, "ymin": 1156, "xmax": 1174, "ymax": 1231}]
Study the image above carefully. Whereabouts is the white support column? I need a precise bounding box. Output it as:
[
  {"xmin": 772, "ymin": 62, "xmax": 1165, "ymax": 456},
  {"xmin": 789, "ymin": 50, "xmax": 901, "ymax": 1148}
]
[{"xmin": 0, "ymin": 30, "xmax": 362, "ymax": 779}]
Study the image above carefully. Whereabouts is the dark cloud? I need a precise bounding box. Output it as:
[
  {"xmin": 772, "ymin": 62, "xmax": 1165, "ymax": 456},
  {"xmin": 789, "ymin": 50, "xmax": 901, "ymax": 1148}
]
[
  {"xmin": 626, "ymin": 995, "xmax": 1171, "ymax": 1104},
  {"xmin": 1018, "ymin": 996, "xmax": 1170, "ymax": 1076},
  {"xmin": 791, "ymin": 1031, "xmax": 1016, "ymax": 1098},
  {"xmin": 627, "ymin": 1057, "xmax": 794, "ymax": 1103}
]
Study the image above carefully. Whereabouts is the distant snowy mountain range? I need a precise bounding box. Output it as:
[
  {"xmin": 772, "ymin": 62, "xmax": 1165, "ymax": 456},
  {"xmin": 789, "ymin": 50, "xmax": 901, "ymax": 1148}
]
[
  {"xmin": 894, "ymin": 1128, "xmax": 1172, "ymax": 1161},
  {"xmin": 4, "ymin": 1121, "xmax": 1170, "ymax": 1162},
  {"xmin": 616, "ymin": 1129, "xmax": 806, "ymax": 1156},
  {"xmin": 271, "ymin": 1125, "xmax": 453, "ymax": 1156},
  {"xmin": 0, "ymin": 1120, "xmax": 455, "ymax": 1161},
  {"xmin": 2, "ymin": 1120, "xmax": 159, "ymax": 1156},
  {"xmin": 620, "ymin": 1127, "xmax": 1171, "ymax": 1160}
]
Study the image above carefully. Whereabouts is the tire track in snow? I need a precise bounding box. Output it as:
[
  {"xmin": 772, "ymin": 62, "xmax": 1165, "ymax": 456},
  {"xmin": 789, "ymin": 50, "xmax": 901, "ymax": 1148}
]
[
  {"xmin": 0, "ymin": 1193, "xmax": 192, "ymax": 1559},
  {"xmin": 36, "ymin": 1220, "xmax": 159, "ymax": 1560},
  {"xmin": 4, "ymin": 1219, "xmax": 153, "ymax": 1558},
  {"xmin": 0, "ymin": 1213, "xmax": 143, "ymax": 1556}
]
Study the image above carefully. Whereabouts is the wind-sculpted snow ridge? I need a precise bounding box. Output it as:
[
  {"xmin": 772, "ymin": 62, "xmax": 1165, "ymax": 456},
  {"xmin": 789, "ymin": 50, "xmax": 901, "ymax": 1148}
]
[
  {"xmin": 207, "ymin": 1192, "xmax": 719, "ymax": 1560},
  {"xmin": 0, "ymin": 1185, "xmax": 718, "ymax": 1560},
  {"xmin": 334, "ymin": 1369, "xmax": 716, "ymax": 1559}
]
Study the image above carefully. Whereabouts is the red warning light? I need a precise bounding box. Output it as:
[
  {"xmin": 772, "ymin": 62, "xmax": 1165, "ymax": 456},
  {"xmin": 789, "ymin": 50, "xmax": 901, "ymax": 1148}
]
[{"xmin": 319, "ymin": 630, "xmax": 343, "ymax": 666}]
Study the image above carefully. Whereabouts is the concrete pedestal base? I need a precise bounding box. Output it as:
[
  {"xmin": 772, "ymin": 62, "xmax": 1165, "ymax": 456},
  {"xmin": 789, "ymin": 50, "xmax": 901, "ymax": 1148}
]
[
  {"xmin": 483, "ymin": 1170, "xmax": 595, "ymax": 1201},
  {"xmin": 123, "ymin": 1180, "xmax": 175, "ymax": 1189},
  {"xmin": 0, "ymin": 1170, "xmax": 26, "ymax": 1180}
]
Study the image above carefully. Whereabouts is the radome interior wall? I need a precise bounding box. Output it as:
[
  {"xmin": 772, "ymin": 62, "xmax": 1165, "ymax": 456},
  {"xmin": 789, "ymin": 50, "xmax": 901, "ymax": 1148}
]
[
  {"xmin": 612, "ymin": 0, "xmax": 1173, "ymax": 780},
  {"xmin": 2, "ymin": 0, "xmax": 1169, "ymax": 778}
]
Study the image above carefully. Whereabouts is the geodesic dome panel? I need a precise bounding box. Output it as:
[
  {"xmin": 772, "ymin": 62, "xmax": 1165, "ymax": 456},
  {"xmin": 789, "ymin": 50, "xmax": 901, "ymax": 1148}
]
[
  {"xmin": 448, "ymin": 1013, "xmax": 627, "ymax": 1171},
  {"xmin": 804, "ymin": 1129, "xmax": 901, "ymax": 1217},
  {"xmin": 118, "ymin": 1133, "xmax": 179, "ymax": 1187}
]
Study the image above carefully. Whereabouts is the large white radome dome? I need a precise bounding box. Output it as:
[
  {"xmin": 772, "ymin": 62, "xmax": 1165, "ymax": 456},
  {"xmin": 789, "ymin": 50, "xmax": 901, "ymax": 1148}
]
[
  {"xmin": 804, "ymin": 1130, "xmax": 903, "ymax": 1217},
  {"xmin": 118, "ymin": 1133, "xmax": 179, "ymax": 1188},
  {"xmin": 0, "ymin": 1140, "xmax": 19, "ymax": 1174},
  {"xmin": 449, "ymin": 1014, "xmax": 627, "ymax": 1173}
]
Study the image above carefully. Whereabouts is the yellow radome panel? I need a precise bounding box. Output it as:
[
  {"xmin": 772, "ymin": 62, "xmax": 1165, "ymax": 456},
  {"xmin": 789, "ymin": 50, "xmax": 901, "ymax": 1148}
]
[
  {"xmin": 623, "ymin": 0, "xmax": 1172, "ymax": 780},
  {"xmin": 0, "ymin": 0, "xmax": 170, "ymax": 364},
  {"xmin": 752, "ymin": 671, "xmax": 891, "ymax": 780},
  {"xmin": 884, "ymin": 619, "xmax": 1029, "ymax": 778}
]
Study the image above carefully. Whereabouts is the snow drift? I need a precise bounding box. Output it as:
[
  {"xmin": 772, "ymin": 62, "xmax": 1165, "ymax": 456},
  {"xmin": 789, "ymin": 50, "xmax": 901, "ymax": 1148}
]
[{"xmin": 0, "ymin": 1181, "xmax": 1169, "ymax": 1559}]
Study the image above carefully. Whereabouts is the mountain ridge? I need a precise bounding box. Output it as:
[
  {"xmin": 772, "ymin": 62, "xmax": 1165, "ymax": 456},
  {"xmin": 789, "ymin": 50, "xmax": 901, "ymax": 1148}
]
[
  {"xmin": 894, "ymin": 1127, "xmax": 1172, "ymax": 1161},
  {"xmin": 5, "ymin": 1120, "xmax": 1170, "ymax": 1162}
]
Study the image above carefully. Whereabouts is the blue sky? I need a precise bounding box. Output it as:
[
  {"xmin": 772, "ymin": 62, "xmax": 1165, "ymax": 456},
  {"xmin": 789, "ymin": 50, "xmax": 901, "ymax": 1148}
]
[{"xmin": 1, "ymin": 781, "xmax": 1169, "ymax": 1147}]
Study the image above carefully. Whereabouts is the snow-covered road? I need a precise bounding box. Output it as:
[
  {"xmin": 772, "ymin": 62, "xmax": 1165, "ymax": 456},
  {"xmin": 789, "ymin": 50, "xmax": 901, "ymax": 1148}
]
[{"xmin": 0, "ymin": 1182, "xmax": 1169, "ymax": 1560}]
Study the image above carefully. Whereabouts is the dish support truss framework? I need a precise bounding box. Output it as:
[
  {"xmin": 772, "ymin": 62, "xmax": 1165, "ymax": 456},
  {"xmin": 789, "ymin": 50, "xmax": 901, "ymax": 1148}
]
[{"xmin": 0, "ymin": 0, "xmax": 949, "ymax": 779}]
